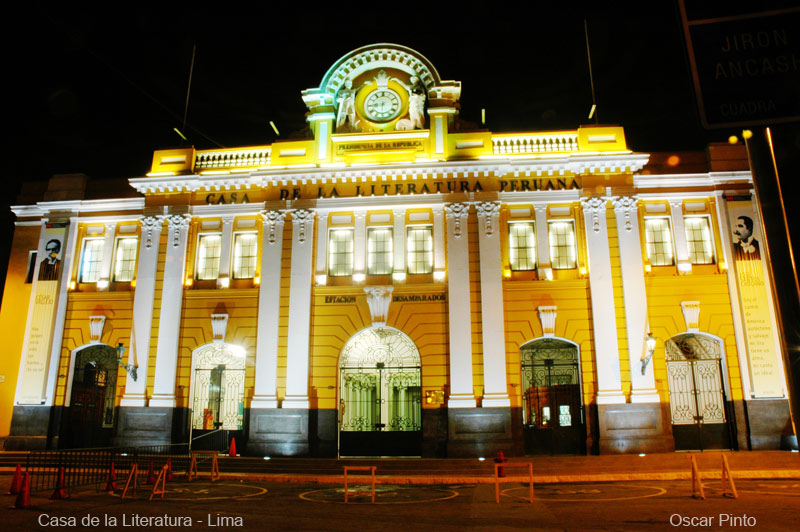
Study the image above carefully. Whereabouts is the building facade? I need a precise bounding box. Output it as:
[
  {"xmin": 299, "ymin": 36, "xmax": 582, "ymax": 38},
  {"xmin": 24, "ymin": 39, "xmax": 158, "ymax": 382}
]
[{"xmin": 1, "ymin": 44, "xmax": 794, "ymax": 456}]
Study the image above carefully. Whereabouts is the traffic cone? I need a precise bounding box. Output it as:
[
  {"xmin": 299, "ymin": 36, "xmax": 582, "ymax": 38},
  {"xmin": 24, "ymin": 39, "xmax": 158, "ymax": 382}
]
[
  {"xmin": 166, "ymin": 458, "xmax": 174, "ymax": 482},
  {"xmin": 229, "ymin": 437, "xmax": 237, "ymax": 457},
  {"xmin": 13, "ymin": 473, "xmax": 31, "ymax": 509},
  {"xmin": 50, "ymin": 466, "xmax": 68, "ymax": 499},
  {"xmin": 146, "ymin": 461, "xmax": 156, "ymax": 485},
  {"xmin": 8, "ymin": 464, "xmax": 22, "ymax": 495},
  {"xmin": 104, "ymin": 462, "xmax": 118, "ymax": 492}
]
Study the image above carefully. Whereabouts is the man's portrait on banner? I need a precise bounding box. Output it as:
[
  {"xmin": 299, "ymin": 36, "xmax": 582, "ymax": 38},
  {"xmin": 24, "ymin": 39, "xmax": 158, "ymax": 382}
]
[
  {"xmin": 38, "ymin": 238, "xmax": 62, "ymax": 281},
  {"xmin": 732, "ymin": 215, "xmax": 760, "ymax": 261}
]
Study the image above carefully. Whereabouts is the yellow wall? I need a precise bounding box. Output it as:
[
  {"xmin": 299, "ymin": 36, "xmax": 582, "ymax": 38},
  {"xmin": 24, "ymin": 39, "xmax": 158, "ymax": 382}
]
[{"xmin": 0, "ymin": 225, "xmax": 39, "ymax": 435}]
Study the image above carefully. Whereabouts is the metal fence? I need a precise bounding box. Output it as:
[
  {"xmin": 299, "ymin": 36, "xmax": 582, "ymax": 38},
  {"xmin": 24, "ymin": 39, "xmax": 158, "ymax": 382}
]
[{"xmin": 25, "ymin": 444, "xmax": 192, "ymax": 493}]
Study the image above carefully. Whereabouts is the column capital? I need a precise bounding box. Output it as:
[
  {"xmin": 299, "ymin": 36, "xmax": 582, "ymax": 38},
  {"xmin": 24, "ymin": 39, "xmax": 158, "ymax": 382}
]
[
  {"xmin": 158, "ymin": 214, "xmax": 191, "ymax": 248},
  {"xmin": 140, "ymin": 215, "xmax": 163, "ymax": 250},
  {"xmin": 261, "ymin": 209, "xmax": 288, "ymax": 244},
  {"xmin": 473, "ymin": 201, "xmax": 501, "ymax": 236},
  {"xmin": 289, "ymin": 209, "xmax": 315, "ymax": 243},
  {"xmin": 444, "ymin": 202, "xmax": 470, "ymax": 238},
  {"xmin": 581, "ymin": 197, "xmax": 613, "ymax": 234},
  {"xmin": 612, "ymin": 196, "xmax": 639, "ymax": 233}
]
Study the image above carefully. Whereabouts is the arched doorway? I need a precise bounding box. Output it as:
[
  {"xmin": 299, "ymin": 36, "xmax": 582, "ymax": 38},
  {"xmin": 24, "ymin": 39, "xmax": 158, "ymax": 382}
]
[
  {"xmin": 521, "ymin": 338, "xmax": 585, "ymax": 455},
  {"xmin": 67, "ymin": 344, "xmax": 119, "ymax": 448},
  {"xmin": 666, "ymin": 333, "xmax": 732, "ymax": 450},
  {"xmin": 338, "ymin": 327, "xmax": 422, "ymax": 456},
  {"xmin": 189, "ymin": 343, "xmax": 246, "ymax": 450}
]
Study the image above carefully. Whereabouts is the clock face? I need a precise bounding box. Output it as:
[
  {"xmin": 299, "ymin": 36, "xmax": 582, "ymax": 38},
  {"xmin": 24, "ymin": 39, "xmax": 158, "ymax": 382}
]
[{"xmin": 364, "ymin": 89, "xmax": 402, "ymax": 122}]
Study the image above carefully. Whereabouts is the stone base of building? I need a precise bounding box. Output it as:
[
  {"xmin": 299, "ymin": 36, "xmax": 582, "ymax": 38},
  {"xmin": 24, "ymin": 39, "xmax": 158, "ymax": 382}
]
[
  {"xmin": 112, "ymin": 406, "xmax": 176, "ymax": 448},
  {"xmin": 597, "ymin": 402, "xmax": 673, "ymax": 454},
  {"xmin": 246, "ymin": 408, "xmax": 311, "ymax": 456},
  {"xmin": 422, "ymin": 408, "xmax": 448, "ymax": 457},
  {"xmin": 3, "ymin": 405, "xmax": 58, "ymax": 450},
  {"xmin": 745, "ymin": 399, "xmax": 797, "ymax": 450},
  {"xmin": 446, "ymin": 407, "xmax": 516, "ymax": 457}
]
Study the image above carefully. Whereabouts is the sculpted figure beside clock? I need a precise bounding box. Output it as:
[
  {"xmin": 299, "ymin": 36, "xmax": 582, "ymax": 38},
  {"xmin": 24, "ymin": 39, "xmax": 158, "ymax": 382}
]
[{"xmin": 336, "ymin": 79, "xmax": 359, "ymax": 132}]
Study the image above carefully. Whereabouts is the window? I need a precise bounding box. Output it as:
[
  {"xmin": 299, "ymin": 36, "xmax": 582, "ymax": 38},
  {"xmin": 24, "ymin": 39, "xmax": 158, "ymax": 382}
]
[
  {"xmin": 328, "ymin": 228, "xmax": 354, "ymax": 276},
  {"xmin": 367, "ymin": 227, "xmax": 393, "ymax": 275},
  {"xmin": 406, "ymin": 226, "xmax": 433, "ymax": 274},
  {"xmin": 509, "ymin": 222, "xmax": 536, "ymax": 271},
  {"xmin": 196, "ymin": 234, "xmax": 222, "ymax": 280},
  {"xmin": 684, "ymin": 216, "xmax": 715, "ymax": 265},
  {"xmin": 548, "ymin": 221, "xmax": 577, "ymax": 269},
  {"xmin": 79, "ymin": 239, "xmax": 105, "ymax": 283},
  {"xmin": 644, "ymin": 217, "xmax": 675, "ymax": 266},
  {"xmin": 232, "ymin": 233, "xmax": 258, "ymax": 279},
  {"xmin": 113, "ymin": 238, "xmax": 138, "ymax": 282}
]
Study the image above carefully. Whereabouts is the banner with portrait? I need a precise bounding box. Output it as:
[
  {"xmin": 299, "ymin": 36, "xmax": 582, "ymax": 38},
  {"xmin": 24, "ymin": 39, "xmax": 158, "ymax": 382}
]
[
  {"xmin": 17, "ymin": 223, "xmax": 68, "ymax": 405},
  {"xmin": 727, "ymin": 198, "xmax": 784, "ymax": 398}
]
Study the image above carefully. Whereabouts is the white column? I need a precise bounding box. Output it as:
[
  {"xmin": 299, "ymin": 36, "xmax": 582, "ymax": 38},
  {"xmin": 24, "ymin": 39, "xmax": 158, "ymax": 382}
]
[
  {"xmin": 581, "ymin": 197, "xmax": 625, "ymax": 404},
  {"xmin": 669, "ymin": 199, "xmax": 692, "ymax": 274},
  {"xmin": 97, "ymin": 222, "xmax": 116, "ymax": 290},
  {"xmin": 315, "ymin": 209, "xmax": 328, "ymax": 284},
  {"xmin": 252, "ymin": 210, "xmax": 286, "ymax": 409},
  {"xmin": 534, "ymin": 204, "xmax": 553, "ymax": 280},
  {"xmin": 283, "ymin": 209, "xmax": 315, "ymax": 409},
  {"xmin": 150, "ymin": 214, "xmax": 191, "ymax": 408},
  {"xmin": 121, "ymin": 216, "xmax": 163, "ymax": 406},
  {"xmin": 444, "ymin": 203, "xmax": 475, "ymax": 408},
  {"xmin": 353, "ymin": 210, "xmax": 367, "ymax": 280},
  {"xmin": 474, "ymin": 201, "xmax": 510, "ymax": 407},
  {"xmin": 216, "ymin": 216, "xmax": 234, "ymax": 288},
  {"xmin": 432, "ymin": 205, "xmax": 446, "ymax": 279},
  {"xmin": 612, "ymin": 197, "xmax": 659, "ymax": 402},
  {"xmin": 392, "ymin": 207, "xmax": 406, "ymax": 280}
]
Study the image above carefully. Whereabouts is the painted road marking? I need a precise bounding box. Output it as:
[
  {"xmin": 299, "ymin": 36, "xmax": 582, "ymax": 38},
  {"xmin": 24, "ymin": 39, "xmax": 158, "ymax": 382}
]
[
  {"xmin": 504, "ymin": 483, "xmax": 666, "ymax": 502},
  {"xmin": 110, "ymin": 482, "xmax": 267, "ymax": 501}
]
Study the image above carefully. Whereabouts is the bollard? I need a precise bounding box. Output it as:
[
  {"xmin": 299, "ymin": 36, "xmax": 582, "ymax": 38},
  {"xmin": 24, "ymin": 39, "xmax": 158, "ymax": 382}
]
[
  {"xmin": 13, "ymin": 473, "xmax": 31, "ymax": 509},
  {"xmin": 494, "ymin": 451, "xmax": 507, "ymax": 478},
  {"xmin": 9, "ymin": 464, "xmax": 22, "ymax": 495},
  {"xmin": 50, "ymin": 466, "xmax": 69, "ymax": 500}
]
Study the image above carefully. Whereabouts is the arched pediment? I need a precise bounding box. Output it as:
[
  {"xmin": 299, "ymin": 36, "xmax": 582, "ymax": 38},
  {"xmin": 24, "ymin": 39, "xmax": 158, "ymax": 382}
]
[{"xmin": 339, "ymin": 326, "xmax": 420, "ymax": 368}]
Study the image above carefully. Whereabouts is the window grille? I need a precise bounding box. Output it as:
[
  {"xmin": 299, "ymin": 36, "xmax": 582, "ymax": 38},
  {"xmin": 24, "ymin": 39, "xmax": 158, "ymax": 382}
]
[
  {"xmin": 684, "ymin": 216, "xmax": 715, "ymax": 265},
  {"xmin": 328, "ymin": 228, "xmax": 354, "ymax": 276},
  {"xmin": 548, "ymin": 221, "xmax": 577, "ymax": 269},
  {"xmin": 406, "ymin": 226, "xmax": 433, "ymax": 274},
  {"xmin": 196, "ymin": 234, "xmax": 222, "ymax": 280},
  {"xmin": 509, "ymin": 222, "xmax": 536, "ymax": 270},
  {"xmin": 645, "ymin": 217, "xmax": 675, "ymax": 266},
  {"xmin": 80, "ymin": 239, "xmax": 104, "ymax": 283},
  {"xmin": 367, "ymin": 227, "xmax": 393, "ymax": 275},
  {"xmin": 232, "ymin": 233, "xmax": 258, "ymax": 279},
  {"xmin": 113, "ymin": 238, "xmax": 138, "ymax": 282}
]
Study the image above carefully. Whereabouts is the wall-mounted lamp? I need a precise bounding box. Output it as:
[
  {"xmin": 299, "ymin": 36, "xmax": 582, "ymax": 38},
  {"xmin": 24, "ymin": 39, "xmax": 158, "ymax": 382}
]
[
  {"xmin": 641, "ymin": 332, "xmax": 656, "ymax": 375},
  {"xmin": 115, "ymin": 343, "xmax": 138, "ymax": 381}
]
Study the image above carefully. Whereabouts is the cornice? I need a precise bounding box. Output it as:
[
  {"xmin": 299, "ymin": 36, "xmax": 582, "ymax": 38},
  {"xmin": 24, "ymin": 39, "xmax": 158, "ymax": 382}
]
[
  {"xmin": 634, "ymin": 170, "xmax": 751, "ymax": 190},
  {"xmin": 11, "ymin": 197, "xmax": 145, "ymax": 218}
]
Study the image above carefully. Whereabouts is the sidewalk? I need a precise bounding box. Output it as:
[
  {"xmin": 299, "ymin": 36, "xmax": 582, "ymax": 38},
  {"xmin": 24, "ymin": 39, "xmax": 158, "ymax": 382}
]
[{"xmin": 3, "ymin": 450, "xmax": 799, "ymax": 485}]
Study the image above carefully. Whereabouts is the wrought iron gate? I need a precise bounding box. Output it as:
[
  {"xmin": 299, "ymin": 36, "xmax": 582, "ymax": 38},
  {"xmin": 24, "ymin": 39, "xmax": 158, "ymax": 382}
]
[
  {"xmin": 666, "ymin": 334, "xmax": 732, "ymax": 450},
  {"xmin": 338, "ymin": 327, "xmax": 422, "ymax": 456},
  {"xmin": 521, "ymin": 339, "xmax": 585, "ymax": 455}
]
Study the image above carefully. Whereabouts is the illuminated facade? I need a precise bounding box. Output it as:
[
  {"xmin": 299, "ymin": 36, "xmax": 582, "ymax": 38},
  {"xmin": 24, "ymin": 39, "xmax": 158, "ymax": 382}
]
[{"xmin": 1, "ymin": 44, "xmax": 794, "ymax": 456}]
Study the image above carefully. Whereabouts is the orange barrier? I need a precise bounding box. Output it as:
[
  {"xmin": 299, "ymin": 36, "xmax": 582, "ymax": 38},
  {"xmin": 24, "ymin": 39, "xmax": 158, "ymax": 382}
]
[
  {"xmin": 121, "ymin": 464, "xmax": 139, "ymax": 500},
  {"xmin": 721, "ymin": 455, "xmax": 739, "ymax": 499},
  {"xmin": 690, "ymin": 455, "xmax": 706, "ymax": 499},
  {"xmin": 343, "ymin": 466, "xmax": 376, "ymax": 504},
  {"xmin": 187, "ymin": 451, "xmax": 220, "ymax": 482},
  {"xmin": 494, "ymin": 462, "xmax": 534, "ymax": 504},
  {"xmin": 149, "ymin": 465, "xmax": 169, "ymax": 501}
]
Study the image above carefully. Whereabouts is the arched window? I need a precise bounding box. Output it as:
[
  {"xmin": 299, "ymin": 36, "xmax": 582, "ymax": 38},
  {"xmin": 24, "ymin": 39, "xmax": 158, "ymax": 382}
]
[{"xmin": 190, "ymin": 343, "xmax": 246, "ymax": 431}]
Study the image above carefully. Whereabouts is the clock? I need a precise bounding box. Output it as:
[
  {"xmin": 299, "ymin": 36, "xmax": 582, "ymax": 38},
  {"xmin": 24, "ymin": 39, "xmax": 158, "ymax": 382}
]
[{"xmin": 364, "ymin": 89, "xmax": 402, "ymax": 122}]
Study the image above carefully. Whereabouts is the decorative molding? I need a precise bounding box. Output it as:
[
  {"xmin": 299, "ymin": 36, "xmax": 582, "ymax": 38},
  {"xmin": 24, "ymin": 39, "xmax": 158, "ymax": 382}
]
[
  {"xmin": 581, "ymin": 197, "xmax": 609, "ymax": 234},
  {"xmin": 612, "ymin": 196, "xmax": 638, "ymax": 233},
  {"xmin": 211, "ymin": 313, "xmax": 229, "ymax": 343},
  {"xmin": 681, "ymin": 301, "xmax": 701, "ymax": 332},
  {"xmin": 473, "ymin": 201, "xmax": 501, "ymax": 236},
  {"xmin": 537, "ymin": 306, "xmax": 557, "ymax": 337},
  {"xmin": 140, "ymin": 216, "xmax": 162, "ymax": 250},
  {"xmin": 261, "ymin": 209, "xmax": 287, "ymax": 244},
  {"xmin": 89, "ymin": 315, "xmax": 106, "ymax": 343},
  {"xmin": 364, "ymin": 286, "xmax": 393, "ymax": 327},
  {"xmin": 444, "ymin": 202, "xmax": 470, "ymax": 238},
  {"xmin": 160, "ymin": 214, "xmax": 191, "ymax": 248},
  {"xmin": 290, "ymin": 209, "xmax": 314, "ymax": 243}
]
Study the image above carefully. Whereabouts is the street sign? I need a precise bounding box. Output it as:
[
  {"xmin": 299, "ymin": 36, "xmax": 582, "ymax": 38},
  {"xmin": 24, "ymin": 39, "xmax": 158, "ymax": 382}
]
[{"xmin": 679, "ymin": 2, "xmax": 800, "ymax": 128}]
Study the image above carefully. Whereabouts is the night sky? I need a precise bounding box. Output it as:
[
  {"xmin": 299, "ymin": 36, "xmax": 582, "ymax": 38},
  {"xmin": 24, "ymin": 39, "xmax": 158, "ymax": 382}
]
[{"xmin": 2, "ymin": 5, "xmax": 798, "ymax": 296}]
